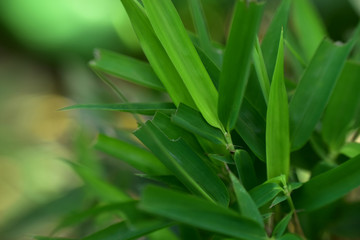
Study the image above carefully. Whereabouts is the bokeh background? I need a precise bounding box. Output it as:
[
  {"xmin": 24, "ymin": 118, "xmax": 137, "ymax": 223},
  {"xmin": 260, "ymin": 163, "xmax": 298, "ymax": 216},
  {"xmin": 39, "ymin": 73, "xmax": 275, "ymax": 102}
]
[{"xmin": 0, "ymin": 0, "xmax": 359, "ymax": 239}]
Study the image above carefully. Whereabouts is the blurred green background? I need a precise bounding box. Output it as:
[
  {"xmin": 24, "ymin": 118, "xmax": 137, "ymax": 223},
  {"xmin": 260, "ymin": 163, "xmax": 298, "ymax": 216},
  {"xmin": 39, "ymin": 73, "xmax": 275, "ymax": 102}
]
[{"xmin": 0, "ymin": 0, "xmax": 359, "ymax": 239}]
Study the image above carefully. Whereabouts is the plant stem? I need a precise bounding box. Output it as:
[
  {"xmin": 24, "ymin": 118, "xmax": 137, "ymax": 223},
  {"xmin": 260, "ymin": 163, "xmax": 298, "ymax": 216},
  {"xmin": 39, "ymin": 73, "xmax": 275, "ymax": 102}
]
[{"xmin": 287, "ymin": 195, "xmax": 306, "ymax": 239}]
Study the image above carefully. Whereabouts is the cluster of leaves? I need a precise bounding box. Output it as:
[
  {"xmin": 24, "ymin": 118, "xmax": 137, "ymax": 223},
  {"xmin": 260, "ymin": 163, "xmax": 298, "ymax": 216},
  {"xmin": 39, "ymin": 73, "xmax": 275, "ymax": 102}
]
[{"xmin": 38, "ymin": 0, "xmax": 360, "ymax": 239}]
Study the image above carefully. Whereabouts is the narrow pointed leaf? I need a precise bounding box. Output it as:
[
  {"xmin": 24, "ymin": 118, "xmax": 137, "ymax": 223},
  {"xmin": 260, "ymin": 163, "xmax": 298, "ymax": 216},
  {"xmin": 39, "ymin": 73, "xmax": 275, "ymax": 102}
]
[
  {"xmin": 292, "ymin": 0, "xmax": 327, "ymax": 60},
  {"xmin": 143, "ymin": 0, "xmax": 221, "ymax": 129},
  {"xmin": 120, "ymin": 0, "xmax": 195, "ymax": 108},
  {"xmin": 83, "ymin": 221, "xmax": 172, "ymax": 240},
  {"xmin": 94, "ymin": 134, "xmax": 170, "ymax": 175},
  {"xmin": 261, "ymin": 0, "xmax": 292, "ymax": 79},
  {"xmin": 61, "ymin": 102, "xmax": 176, "ymax": 115},
  {"xmin": 266, "ymin": 30, "xmax": 290, "ymax": 179},
  {"xmin": 293, "ymin": 154, "xmax": 360, "ymax": 211},
  {"xmin": 235, "ymin": 99, "xmax": 266, "ymax": 161},
  {"xmin": 229, "ymin": 173, "xmax": 263, "ymax": 227},
  {"xmin": 272, "ymin": 212, "xmax": 293, "ymax": 238},
  {"xmin": 134, "ymin": 121, "xmax": 229, "ymax": 206},
  {"xmin": 289, "ymin": 25, "xmax": 360, "ymax": 150},
  {"xmin": 218, "ymin": 0, "xmax": 264, "ymax": 130},
  {"xmin": 322, "ymin": 61, "xmax": 360, "ymax": 151},
  {"xmin": 140, "ymin": 186, "xmax": 267, "ymax": 240},
  {"xmin": 172, "ymin": 104, "xmax": 226, "ymax": 144},
  {"xmin": 234, "ymin": 150, "xmax": 258, "ymax": 190},
  {"xmin": 340, "ymin": 142, "xmax": 360, "ymax": 158},
  {"xmin": 249, "ymin": 182, "xmax": 283, "ymax": 208},
  {"xmin": 252, "ymin": 37, "xmax": 270, "ymax": 103},
  {"xmin": 89, "ymin": 49, "xmax": 165, "ymax": 91}
]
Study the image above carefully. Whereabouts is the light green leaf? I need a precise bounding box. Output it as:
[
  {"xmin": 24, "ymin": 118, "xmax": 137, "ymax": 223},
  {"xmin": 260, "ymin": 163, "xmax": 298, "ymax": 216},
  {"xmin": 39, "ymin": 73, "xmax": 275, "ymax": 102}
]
[
  {"xmin": 340, "ymin": 142, "xmax": 360, "ymax": 158},
  {"xmin": 261, "ymin": 0, "xmax": 292, "ymax": 79},
  {"xmin": 172, "ymin": 104, "xmax": 226, "ymax": 145},
  {"xmin": 89, "ymin": 49, "xmax": 165, "ymax": 91},
  {"xmin": 249, "ymin": 182, "xmax": 283, "ymax": 208},
  {"xmin": 293, "ymin": 154, "xmax": 360, "ymax": 211},
  {"xmin": 322, "ymin": 61, "xmax": 360, "ymax": 151},
  {"xmin": 218, "ymin": 0, "xmax": 264, "ymax": 130},
  {"xmin": 229, "ymin": 173, "xmax": 263, "ymax": 227},
  {"xmin": 292, "ymin": 0, "xmax": 327, "ymax": 60},
  {"xmin": 134, "ymin": 120, "xmax": 229, "ymax": 206},
  {"xmin": 234, "ymin": 150, "xmax": 258, "ymax": 190},
  {"xmin": 140, "ymin": 186, "xmax": 267, "ymax": 240},
  {"xmin": 94, "ymin": 134, "xmax": 170, "ymax": 175},
  {"xmin": 272, "ymin": 212, "xmax": 293, "ymax": 238},
  {"xmin": 61, "ymin": 102, "xmax": 176, "ymax": 115},
  {"xmin": 252, "ymin": 37, "xmax": 270, "ymax": 103},
  {"xmin": 143, "ymin": 0, "xmax": 221, "ymax": 129},
  {"xmin": 120, "ymin": 0, "xmax": 195, "ymax": 108},
  {"xmin": 266, "ymin": 30, "xmax": 290, "ymax": 179},
  {"xmin": 83, "ymin": 221, "xmax": 172, "ymax": 240},
  {"xmin": 289, "ymin": 25, "xmax": 360, "ymax": 150}
]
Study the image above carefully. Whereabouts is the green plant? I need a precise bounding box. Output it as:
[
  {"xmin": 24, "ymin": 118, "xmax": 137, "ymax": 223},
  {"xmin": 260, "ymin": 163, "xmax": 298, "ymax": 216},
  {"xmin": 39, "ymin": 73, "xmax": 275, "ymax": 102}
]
[{"xmin": 38, "ymin": 0, "xmax": 360, "ymax": 239}]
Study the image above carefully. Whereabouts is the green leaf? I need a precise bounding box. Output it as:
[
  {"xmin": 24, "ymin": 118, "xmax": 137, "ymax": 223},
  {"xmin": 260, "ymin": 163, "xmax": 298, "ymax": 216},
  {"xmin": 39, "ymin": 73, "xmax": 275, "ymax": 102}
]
[
  {"xmin": 83, "ymin": 221, "xmax": 172, "ymax": 240},
  {"xmin": 252, "ymin": 37, "xmax": 270, "ymax": 103},
  {"xmin": 291, "ymin": 0, "xmax": 327, "ymax": 60},
  {"xmin": 94, "ymin": 134, "xmax": 170, "ymax": 175},
  {"xmin": 266, "ymin": 30, "xmax": 290, "ymax": 179},
  {"xmin": 322, "ymin": 61, "xmax": 360, "ymax": 151},
  {"xmin": 278, "ymin": 233, "xmax": 303, "ymax": 240},
  {"xmin": 120, "ymin": 0, "xmax": 195, "ymax": 108},
  {"xmin": 229, "ymin": 173, "xmax": 263, "ymax": 227},
  {"xmin": 218, "ymin": 0, "xmax": 264, "ymax": 130},
  {"xmin": 61, "ymin": 102, "xmax": 176, "ymax": 115},
  {"xmin": 289, "ymin": 28, "xmax": 360, "ymax": 150},
  {"xmin": 269, "ymin": 195, "xmax": 288, "ymax": 208},
  {"xmin": 293, "ymin": 154, "xmax": 360, "ymax": 211},
  {"xmin": 89, "ymin": 49, "xmax": 165, "ymax": 91},
  {"xmin": 261, "ymin": 0, "xmax": 292, "ymax": 79},
  {"xmin": 140, "ymin": 185, "xmax": 267, "ymax": 240},
  {"xmin": 235, "ymin": 98, "xmax": 266, "ymax": 161},
  {"xmin": 234, "ymin": 150, "xmax": 258, "ymax": 190},
  {"xmin": 340, "ymin": 142, "xmax": 360, "ymax": 158},
  {"xmin": 249, "ymin": 182, "xmax": 283, "ymax": 208},
  {"xmin": 143, "ymin": 0, "xmax": 221, "ymax": 129},
  {"xmin": 134, "ymin": 120, "xmax": 229, "ymax": 206},
  {"xmin": 272, "ymin": 212, "xmax": 292, "ymax": 238},
  {"xmin": 172, "ymin": 104, "xmax": 226, "ymax": 145},
  {"xmin": 64, "ymin": 160, "xmax": 131, "ymax": 203},
  {"xmin": 34, "ymin": 237, "xmax": 75, "ymax": 240}
]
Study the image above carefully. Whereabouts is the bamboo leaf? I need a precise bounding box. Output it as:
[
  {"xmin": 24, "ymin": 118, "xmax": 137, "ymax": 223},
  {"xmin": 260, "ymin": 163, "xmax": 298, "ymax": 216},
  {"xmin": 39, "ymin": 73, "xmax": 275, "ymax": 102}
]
[
  {"xmin": 218, "ymin": 0, "xmax": 264, "ymax": 130},
  {"xmin": 34, "ymin": 237, "xmax": 74, "ymax": 240},
  {"xmin": 234, "ymin": 150, "xmax": 258, "ymax": 190},
  {"xmin": 261, "ymin": 0, "xmax": 292, "ymax": 79},
  {"xmin": 249, "ymin": 182, "xmax": 283, "ymax": 208},
  {"xmin": 140, "ymin": 185, "xmax": 267, "ymax": 240},
  {"xmin": 94, "ymin": 134, "xmax": 170, "ymax": 175},
  {"xmin": 289, "ymin": 25, "xmax": 360, "ymax": 150},
  {"xmin": 278, "ymin": 233, "xmax": 303, "ymax": 240},
  {"xmin": 252, "ymin": 37, "xmax": 270, "ymax": 103},
  {"xmin": 293, "ymin": 154, "xmax": 360, "ymax": 211},
  {"xmin": 340, "ymin": 142, "xmax": 360, "ymax": 158},
  {"xmin": 134, "ymin": 120, "xmax": 229, "ymax": 206},
  {"xmin": 172, "ymin": 104, "xmax": 226, "ymax": 145},
  {"xmin": 235, "ymin": 98, "xmax": 266, "ymax": 161},
  {"xmin": 61, "ymin": 102, "xmax": 176, "ymax": 115},
  {"xmin": 120, "ymin": 0, "xmax": 195, "ymax": 108},
  {"xmin": 89, "ymin": 49, "xmax": 165, "ymax": 91},
  {"xmin": 292, "ymin": 0, "xmax": 327, "ymax": 60},
  {"xmin": 83, "ymin": 221, "xmax": 172, "ymax": 240},
  {"xmin": 229, "ymin": 173, "xmax": 263, "ymax": 227},
  {"xmin": 143, "ymin": 0, "xmax": 221, "ymax": 129},
  {"xmin": 322, "ymin": 61, "xmax": 360, "ymax": 151},
  {"xmin": 272, "ymin": 212, "xmax": 293, "ymax": 238},
  {"xmin": 266, "ymin": 30, "xmax": 290, "ymax": 179}
]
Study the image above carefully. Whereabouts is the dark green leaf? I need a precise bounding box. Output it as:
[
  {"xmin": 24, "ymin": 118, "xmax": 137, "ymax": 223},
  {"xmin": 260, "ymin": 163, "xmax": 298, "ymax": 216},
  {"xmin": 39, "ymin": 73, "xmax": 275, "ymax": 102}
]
[
  {"xmin": 293, "ymin": 154, "xmax": 360, "ymax": 211},
  {"xmin": 61, "ymin": 102, "xmax": 175, "ymax": 115},
  {"xmin": 272, "ymin": 212, "xmax": 292, "ymax": 238},
  {"xmin": 218, "ymin": 0, "xmax": 264, "ymax": 130},
  {"xmin": 249, "ymin": 182, "xmax": 283, "ymax": 208},
  {"xmin": 94, "ymin": 134, "xmax": 169, "ymax": 175},
  {"xmin": 134, "ymin": 120, "xmax": 229, "ymax": 206},
  {"xmin": 140, "ymin": 186, "xmax": 267, "ymax": 240},
  {"xmin": 322, "ymin": 61, "xmax": 360, "ymax": 151},
  {"xmin": 266, "ymin": 30, "xmax": 290, "ymax": 179},
  {"xmin": 172, "ymin": 104, "xmax": 226, "ymax": 144},
  {"xmin": 234, "ymin": 150, "xmax": 258, "ymax": 190},
  {"xmin": 120, "ymin": 0, "xmax": 195, "ymax": 108},
  {"xmin": 261, "ymin": 0, "xmax": 292, "ymax": 79},
  {"xmin": 278, "ymin": 233, "xmax": 303, "ymax": 240},
  {"xmin": 229, "ymin": 173, "xmax": 263, "ymax": 227},
  {"xmin": 143, "ymin": 0, "xmax": 221, "ymax": 129},
  {"xmin": 89, "ymin": 49, "xmax": 165, "ymax": 91}
]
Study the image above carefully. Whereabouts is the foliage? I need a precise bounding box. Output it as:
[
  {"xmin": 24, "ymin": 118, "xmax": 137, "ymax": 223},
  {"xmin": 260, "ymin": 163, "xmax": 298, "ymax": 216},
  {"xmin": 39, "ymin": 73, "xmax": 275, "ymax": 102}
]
[{"xmin": 37, "ymin": 0, "xmax": 360, "ymax": 239}]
